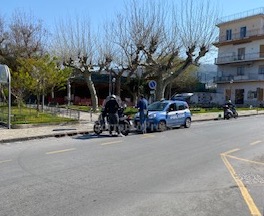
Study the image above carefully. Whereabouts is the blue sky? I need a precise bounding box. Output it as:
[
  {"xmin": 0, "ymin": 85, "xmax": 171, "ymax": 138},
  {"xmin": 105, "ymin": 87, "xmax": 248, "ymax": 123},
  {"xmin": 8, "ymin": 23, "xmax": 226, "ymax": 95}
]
[
  {"xmin": 1, "ymin": 0, "xmax": 263, "ymax": 64},
  {"xmin": 2, "ymin": 0, "xmax": 263, "ymax": 30}
]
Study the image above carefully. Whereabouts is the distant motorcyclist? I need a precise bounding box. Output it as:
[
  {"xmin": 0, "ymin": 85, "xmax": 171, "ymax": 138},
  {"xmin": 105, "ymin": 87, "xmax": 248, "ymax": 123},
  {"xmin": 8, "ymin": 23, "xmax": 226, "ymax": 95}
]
[
  {"xmin": 104, "ymin": 94, "xmax": 121, "ymax": 136},
  {"xmin": 226, "ymin": 100, "xmax": 235, "ymax": 108},
  {"xmin": 224, "ymin": 100, "xmax": 238, "ymax": 118},
  {"xmin": 226, "ymin": 100, "xmax": 236, "ymax": 112}
]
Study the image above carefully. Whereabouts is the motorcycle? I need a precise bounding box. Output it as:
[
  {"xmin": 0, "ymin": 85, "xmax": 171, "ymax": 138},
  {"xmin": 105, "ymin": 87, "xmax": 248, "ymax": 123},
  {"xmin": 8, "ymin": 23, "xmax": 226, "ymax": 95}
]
[
  {"xmin": 223, "ymin": 104, "xmax": 238, "ymax": 119},
  {"xmin": 118, "ymin": 107, "xmax": 133, "ymax": 136},
  {"xmin": 93, "ymin": 107, "xmax": 132, "ymax": 136}
]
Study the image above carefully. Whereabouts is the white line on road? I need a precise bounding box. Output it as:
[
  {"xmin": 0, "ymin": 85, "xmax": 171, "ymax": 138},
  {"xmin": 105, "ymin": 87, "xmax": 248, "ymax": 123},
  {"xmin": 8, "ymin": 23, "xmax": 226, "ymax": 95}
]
[
  {"xmin": 0, "ymin": 159, "xmax": 12, "ymax": 164},
  {"xmin": 250, "ymin": 140, "xmax": 262, "ymax": 146},
  {"xmin": 101, "ymin": 141, "xmax": 123, "ymax": 146},
  {"xmin": 46, "ymin": 148, "xmax": 76, "ymax": 155}
]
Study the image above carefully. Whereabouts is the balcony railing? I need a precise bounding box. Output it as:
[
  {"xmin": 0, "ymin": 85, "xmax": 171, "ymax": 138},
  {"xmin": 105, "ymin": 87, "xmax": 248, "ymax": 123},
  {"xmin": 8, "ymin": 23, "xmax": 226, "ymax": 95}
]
[
  {"xmin": 214, "ymin": 74, "xmax": 264, "ymax": 83},
  {"xmin": 216, "ymin": 7, "xmax": 264, "ymax": 25},
  {"xmin": 215, "ymin": 52, "xmax": 264, "ymax": 65},
  {"xmin": 215, "ymin": 28, "xmax": 262, "ymax": 44}
]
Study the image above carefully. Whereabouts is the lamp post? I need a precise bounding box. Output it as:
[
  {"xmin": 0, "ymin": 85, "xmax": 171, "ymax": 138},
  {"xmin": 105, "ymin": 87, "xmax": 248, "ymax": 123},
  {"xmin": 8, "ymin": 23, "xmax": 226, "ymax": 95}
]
[
  {"xmin": 67, "ymin": 79, "xmax": 71, "ymax": 106},
  {"xmin": 230, "ymin": 79, "xmax": 234, "ymax": 100},
  {"xmin": 108, "ymin": 70, "xmax": 112, "ymax": 96},
  {"xmin": 169, "ymin": 72, "xmax": 174, "ymax": 99},
  {"xmin": 112, "ymin": 77, "xmax": 116, "ymax": 95}
]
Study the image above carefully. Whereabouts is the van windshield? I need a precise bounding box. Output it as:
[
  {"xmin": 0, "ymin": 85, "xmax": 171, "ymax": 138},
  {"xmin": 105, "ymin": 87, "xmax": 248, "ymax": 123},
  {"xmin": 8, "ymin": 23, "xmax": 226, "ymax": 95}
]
[{"xmin": 148, "ymin": 102, "xmax": 168, "ymax": 111}]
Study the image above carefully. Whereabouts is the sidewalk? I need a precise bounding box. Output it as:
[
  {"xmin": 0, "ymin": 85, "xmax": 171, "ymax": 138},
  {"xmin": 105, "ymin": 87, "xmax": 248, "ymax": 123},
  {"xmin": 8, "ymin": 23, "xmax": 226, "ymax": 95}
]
[{"xmin": 1, "ymin": 109, "xmax": 264, "ymax": 143}]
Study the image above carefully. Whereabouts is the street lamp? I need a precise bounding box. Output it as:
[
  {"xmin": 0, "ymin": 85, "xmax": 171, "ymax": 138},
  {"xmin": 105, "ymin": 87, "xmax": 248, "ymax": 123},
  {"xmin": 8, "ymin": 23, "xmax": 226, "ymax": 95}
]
[
  {"xmin": 169, "ymin": 72, "xmax": 174, "ymax": 99},
  {"xmin": 229, "ymin": 79, "xmax": 234, "ymax": 100},
  {"xmin": 67, "ymin": 79, "xmax": 71, "ymax": 106},
  {"xmin": 108, "ymin": 70, "xmax": 112, "ymax": 96},
  {"xmin": 112, "ymin": 77, "xmax": 116, "ymax": 95}
]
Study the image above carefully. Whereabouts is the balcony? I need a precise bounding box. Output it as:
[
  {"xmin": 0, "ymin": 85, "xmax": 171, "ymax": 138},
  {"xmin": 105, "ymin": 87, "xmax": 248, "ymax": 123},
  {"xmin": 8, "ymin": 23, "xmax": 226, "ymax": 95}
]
[
  {"xmin": 214, "ymin": 74, "xmax": 264, "ymax": 83},
  {"xmin": 214, "ymin": 28, "xmax": 264, "ymax": 46},
  {"xmin": 215, "ymin": 52, "xmax": 264, "ymax": 65}
]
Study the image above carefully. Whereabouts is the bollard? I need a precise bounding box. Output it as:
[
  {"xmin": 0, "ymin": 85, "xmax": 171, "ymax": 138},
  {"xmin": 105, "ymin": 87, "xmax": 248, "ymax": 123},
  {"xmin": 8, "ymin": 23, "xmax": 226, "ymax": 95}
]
[{"xmin": 90, "ymin": 109, "xmax": 93, "ymax": 122}]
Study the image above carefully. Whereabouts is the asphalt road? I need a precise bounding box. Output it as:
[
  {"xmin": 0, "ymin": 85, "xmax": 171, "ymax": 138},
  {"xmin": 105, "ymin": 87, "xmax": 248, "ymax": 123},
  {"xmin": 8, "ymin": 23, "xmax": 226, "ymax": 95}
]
[{"xmin": 0, "ymin": 116, "xmax": 263, "ymax": 216}]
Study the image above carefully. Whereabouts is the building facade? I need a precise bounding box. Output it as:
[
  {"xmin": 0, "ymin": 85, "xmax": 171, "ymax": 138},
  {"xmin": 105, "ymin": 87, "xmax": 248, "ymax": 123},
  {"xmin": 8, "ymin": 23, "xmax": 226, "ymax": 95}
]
[{"xmin": 214, "ymin": 8, "xmax": 264, "ymax": 107}]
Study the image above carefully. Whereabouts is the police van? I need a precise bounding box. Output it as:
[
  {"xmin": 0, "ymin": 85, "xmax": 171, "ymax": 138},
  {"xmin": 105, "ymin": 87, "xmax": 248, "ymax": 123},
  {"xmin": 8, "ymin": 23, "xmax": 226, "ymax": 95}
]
[{"xmin": 134, "ymin": 99, "xmax": 192, "ymax": 132}]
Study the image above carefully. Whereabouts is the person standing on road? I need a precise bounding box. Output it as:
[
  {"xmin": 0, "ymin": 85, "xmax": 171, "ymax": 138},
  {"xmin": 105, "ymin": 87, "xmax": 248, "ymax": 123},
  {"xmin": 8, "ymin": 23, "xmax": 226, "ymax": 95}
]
[
  {"xmin": 104, "ymin": 95, "xmax": 121, "ymax": 136},
  {"xmin": 136, "ymin": 94, "xmax": 148, "ymax": 133}
]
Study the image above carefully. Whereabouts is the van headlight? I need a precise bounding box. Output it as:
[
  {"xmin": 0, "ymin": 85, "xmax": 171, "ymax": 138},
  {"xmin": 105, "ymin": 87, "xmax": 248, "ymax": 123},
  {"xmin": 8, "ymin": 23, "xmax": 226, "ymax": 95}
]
[{"xmin": 148, "ymin": 113, "xmax": 156, "ymax": 119}]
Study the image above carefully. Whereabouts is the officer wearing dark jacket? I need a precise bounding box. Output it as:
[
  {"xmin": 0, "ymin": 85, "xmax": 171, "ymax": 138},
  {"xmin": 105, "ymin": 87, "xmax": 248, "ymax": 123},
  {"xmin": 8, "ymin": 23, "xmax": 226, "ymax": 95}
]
[{"xmin": 104, "ymin": 95, "xmax": 120, "ymax": 135}]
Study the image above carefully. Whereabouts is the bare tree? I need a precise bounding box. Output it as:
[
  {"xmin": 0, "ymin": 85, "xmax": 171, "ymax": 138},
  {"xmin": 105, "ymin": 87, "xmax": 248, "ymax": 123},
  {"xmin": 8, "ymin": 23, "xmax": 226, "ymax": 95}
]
[
  {"xmin": 114, "ymin": 0, "xmax": 218, "ymax": 100},
  {"xmin": 6, "ymin": 10, "xmax": 48, "ymax": 70},
  {"xmin": 99, "ymin": 10, "xmax": 145, "ymax": 102},
  {"xmin": 52, "ymin": 15, "xmax": 99, "ymax": 111}
]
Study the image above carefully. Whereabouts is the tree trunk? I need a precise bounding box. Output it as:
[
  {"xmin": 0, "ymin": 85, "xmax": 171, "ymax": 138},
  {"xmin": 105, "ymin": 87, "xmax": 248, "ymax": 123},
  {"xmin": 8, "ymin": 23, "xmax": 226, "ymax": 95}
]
[
  {"xmin": 155, "ymin": 76, "xmax": 165, "ymax": 101},
  {"xmin": 83, "ymin": 72, "xmax": 98, "ymax": 111}
]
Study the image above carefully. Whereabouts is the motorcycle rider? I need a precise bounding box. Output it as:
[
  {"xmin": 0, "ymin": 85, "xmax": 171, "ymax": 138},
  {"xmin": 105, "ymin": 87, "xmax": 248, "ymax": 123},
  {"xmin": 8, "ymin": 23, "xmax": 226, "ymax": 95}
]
[
  {"xmin": 226, "ymin": 100, "xmax": 236, "ymax": 113},
  {"xmin": 224, "ymin": 99, "xmax": 238, "ymax": 118},
  {"xmin": 104, "ymin": 94, "xmax": 122, "ymax": 136}
]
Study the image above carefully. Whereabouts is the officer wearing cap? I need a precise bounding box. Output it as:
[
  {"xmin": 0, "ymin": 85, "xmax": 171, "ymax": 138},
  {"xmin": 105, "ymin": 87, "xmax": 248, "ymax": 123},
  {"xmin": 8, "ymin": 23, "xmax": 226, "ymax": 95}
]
[{"xmin": 104, "ymin": 95, "xmax": 121, "ymax": 136}]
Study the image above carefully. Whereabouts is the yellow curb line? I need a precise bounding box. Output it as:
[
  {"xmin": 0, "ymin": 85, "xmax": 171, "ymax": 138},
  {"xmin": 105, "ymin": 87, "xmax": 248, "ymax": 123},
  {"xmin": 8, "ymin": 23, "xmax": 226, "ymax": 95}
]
[
  {"xmin": 221, "ymin": 152, "xmax": 261, "ymax": 216},
  {"xmin": 226, "ymin": 155, "xmax": 264, "ymax": 166}
]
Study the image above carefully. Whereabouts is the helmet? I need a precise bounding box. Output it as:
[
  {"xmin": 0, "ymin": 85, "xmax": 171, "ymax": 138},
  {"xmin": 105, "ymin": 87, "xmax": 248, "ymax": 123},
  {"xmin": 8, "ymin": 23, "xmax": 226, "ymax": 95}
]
[{"xmin": 111, "ymin": 94, "xmax": 116, "ymax": 99}]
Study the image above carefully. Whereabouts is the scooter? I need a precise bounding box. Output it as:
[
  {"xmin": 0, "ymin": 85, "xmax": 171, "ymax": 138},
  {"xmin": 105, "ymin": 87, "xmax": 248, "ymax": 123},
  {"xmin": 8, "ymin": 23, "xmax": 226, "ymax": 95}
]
[
  {"xmin": 223, "ymin": 105, "xmax": 238, "ymax": 119},
  {"xmin": 118, "ymin": 107, "xmax": 133, "ymax": 136},
  {"xmin": 93, "ymin": 107, "xmax": 132, "ymax": 136}
]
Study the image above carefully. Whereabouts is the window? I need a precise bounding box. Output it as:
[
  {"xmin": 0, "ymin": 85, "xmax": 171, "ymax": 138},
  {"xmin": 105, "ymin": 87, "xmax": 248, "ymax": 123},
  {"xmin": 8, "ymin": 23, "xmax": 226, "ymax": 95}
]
[
  {"xmin": 247, "ymin": 90, "xmax": 256, "ymax": 99},
  {"xmin": 177, "ymin": 104, "xmax": 185, "ymax": 110},
  {"xmin": 238, "ymin": 48, "xmax": 245, "ymax": 60},
  {"xmin": 259, "ymin": 65, "xmax": 264, "ymax": 74},
  {"xmin": 226, "ymin": 29, "xmax": 232, "ymax": 40},
  {"xmin": 168, "ymin": 103, "xmax": 176, "ymax": 111},
  {"xmin": 237, "ymin": 66, "xmax": 245, "ymax": 75},
  {"xmin": 260, "ymin": 45, "xmax": 264, "ymax": 57},
  {"xmin": 240, "ymin": 26, "xmax": 247, "ymax": 38}
]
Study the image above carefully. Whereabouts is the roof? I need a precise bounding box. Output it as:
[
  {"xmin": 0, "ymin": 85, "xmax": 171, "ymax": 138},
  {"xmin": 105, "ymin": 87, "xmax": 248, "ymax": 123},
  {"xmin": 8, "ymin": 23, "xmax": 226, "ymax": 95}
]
[{"xmin": 216, "ymin": 7, "xmax": 264, "ymax": 26}]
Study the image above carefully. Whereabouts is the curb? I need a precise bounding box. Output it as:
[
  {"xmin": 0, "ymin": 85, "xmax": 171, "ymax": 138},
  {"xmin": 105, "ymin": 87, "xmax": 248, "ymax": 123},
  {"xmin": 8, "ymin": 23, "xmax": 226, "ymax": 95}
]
[
  {"xmin": 1, "ymin": 112, "xmax": 263, "ymax": 144},
  {"xmin": 0, "ymin": 130, "xmax": 91, "ymax": 144}
]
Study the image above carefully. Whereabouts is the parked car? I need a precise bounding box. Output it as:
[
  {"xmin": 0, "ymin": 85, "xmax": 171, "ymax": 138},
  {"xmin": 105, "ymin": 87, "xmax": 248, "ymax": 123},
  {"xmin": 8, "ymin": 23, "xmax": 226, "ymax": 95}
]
[{"xmin": 134, "ymin": 99, "xmax": 192, "ymax": 132}]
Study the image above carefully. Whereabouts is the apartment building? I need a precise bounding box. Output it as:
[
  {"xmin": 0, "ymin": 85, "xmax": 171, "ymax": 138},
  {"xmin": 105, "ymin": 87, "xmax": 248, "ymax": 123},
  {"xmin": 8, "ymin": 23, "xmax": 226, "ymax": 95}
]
[{"xmin": 214, "ymin": 7, "xmax": 264, "ymax": 106}]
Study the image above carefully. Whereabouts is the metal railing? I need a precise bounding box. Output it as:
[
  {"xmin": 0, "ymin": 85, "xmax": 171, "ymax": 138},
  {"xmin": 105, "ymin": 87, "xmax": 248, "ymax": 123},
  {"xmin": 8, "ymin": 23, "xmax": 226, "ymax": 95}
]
[
  {"xmin": 214, "ymin": 74, "xmax": 264, "ymax": 83},
  {"xmin": 215, "ymin": 52, "xmax": 264, "ymax": 64},
  {"xmin": 215, "ymin": 28, "xmax": 262, "ymax": 43}
]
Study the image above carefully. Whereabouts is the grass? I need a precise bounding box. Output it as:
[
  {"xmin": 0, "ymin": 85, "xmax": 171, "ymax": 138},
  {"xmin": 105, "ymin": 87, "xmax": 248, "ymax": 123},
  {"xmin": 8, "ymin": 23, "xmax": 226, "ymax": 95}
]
[
  {"xmin": 0, "ymin": 106, "xmax": 77, "ymax": 125},
  {"xmin": 1, "ymin": 104, "xmax": 263, "ymax": 125},
  {"xmin": 60, "ymin": 104, "xmax": 92, "ymax": 112}
]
